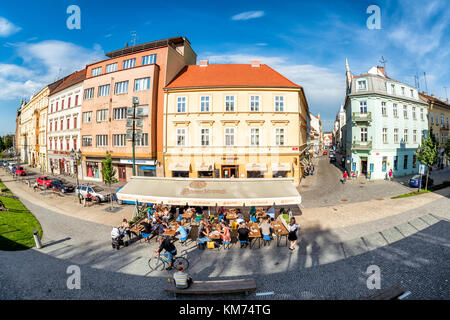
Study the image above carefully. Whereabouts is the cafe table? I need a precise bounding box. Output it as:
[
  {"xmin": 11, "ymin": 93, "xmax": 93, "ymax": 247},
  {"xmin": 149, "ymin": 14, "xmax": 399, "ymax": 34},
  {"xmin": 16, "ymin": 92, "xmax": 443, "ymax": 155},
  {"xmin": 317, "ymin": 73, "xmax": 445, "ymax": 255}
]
[
  {"xmin": 271, "ymin": 221, "xmax": 289, "ymax": 247},
  {"xmin": 248, "ymin": 222, "xmax": 262, "ymax": 249},
  {"xmin": 163, "ymin": 223, "xmax": 179, "ymax": 237}
]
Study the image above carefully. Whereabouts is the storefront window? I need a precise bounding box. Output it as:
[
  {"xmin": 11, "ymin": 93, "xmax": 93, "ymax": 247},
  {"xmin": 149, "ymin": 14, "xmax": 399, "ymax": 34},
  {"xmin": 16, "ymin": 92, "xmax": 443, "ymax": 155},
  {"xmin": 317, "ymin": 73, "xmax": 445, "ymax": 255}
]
[
  {"xmin": 273, "ymin": 171, "xmax": 288, "ymax": 178},
  {"xmin": 86, "ymin": 161, "xmax": 99, "ymax": 178},
  {"xmin": 198, "ymin": 171, "xmax": 213, "ymax": 178},
  {"xmin": 138, "ymin": 166, "xmax": 156, "ymax": 177},
  {"xmin": 247, "ymin": 171, "xmax": 264, "ymax": 178},
  {"xmin": 382, "ymin": 157, "xmax": 387, "ymax": 172},
  {"xmin": 173, "ymin": 171, "xmax": 189, "ymax": 178}
]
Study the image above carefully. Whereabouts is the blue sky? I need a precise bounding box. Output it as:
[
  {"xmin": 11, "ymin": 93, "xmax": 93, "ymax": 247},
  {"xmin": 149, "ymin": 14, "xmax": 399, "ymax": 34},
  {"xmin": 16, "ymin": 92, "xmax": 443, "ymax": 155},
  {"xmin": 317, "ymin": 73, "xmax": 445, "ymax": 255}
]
[{"xmin": 0, "ymin": 0, "xmax": 449, "ymax": 135}]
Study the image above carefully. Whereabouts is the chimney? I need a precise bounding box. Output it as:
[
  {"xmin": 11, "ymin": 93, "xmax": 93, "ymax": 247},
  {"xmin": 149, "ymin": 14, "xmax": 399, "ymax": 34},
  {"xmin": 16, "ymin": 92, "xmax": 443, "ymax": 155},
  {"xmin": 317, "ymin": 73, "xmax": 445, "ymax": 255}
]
[
  {"xmin": 377, "ymin": 66, "xmax": 385, "ymax": 76},
  {"xmin": 251, "ymin": 60, "xmax": 261, "ymax": 67},
  {"xmin": 199, "ymin": 60, "xmax": 208, "ymax": 67}
]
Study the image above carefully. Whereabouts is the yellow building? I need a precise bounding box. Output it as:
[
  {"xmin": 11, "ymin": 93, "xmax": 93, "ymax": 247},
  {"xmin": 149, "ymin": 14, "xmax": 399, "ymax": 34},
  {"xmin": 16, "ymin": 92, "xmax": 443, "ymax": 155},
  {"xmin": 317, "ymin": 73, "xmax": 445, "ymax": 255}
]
[
  {"xmin": 163, "ymin": 61, "xmax": 310, "ymax": 186},
  {"xmin": 17, "ymin": 80, "xmax": 62, "ymax": 171},
  {"xmin": 420, "ymin": 92, "xmax": 450, "ymax": 167}
]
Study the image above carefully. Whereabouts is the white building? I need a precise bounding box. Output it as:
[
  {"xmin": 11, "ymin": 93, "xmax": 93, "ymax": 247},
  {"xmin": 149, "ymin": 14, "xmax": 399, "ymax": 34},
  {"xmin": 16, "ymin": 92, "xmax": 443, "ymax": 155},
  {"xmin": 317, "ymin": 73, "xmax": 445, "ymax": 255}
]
[
  {"xmin": 310, "ymin": 113, "xmax": 322, "ymax": 154},
  {"xmin": 47, "ymin": 70, "xmax": 85, "ymax": 177}
]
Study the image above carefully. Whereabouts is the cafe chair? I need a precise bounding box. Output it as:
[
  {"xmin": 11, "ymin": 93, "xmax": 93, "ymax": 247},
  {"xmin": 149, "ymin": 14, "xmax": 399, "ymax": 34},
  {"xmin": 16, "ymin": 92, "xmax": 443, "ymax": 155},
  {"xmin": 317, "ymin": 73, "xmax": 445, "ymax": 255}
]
[
  {"xmin": 219, "ymin": 240, "xmax": 231, "ymax": 250},
  {"xmin": 240, "ymin": 240, "xmax": 248, "ymax": 248},
  {"xmin": 263, "ymin": 234, "xmax": 272, "ymax": 246},
  {"xmin": 250, "ymin": 216, "xmax": 258, "ymax": 223}
]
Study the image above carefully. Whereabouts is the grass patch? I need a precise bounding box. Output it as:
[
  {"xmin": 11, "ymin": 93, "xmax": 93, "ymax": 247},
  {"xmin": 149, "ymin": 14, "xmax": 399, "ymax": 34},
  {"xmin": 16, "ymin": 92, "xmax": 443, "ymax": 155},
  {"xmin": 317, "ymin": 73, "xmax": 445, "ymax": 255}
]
[
  {"xmin": 391, "ymin": 189, "xmax": 431, "ymax": 199},
  {"xmin": 0, "ymin": 181, "xmax": 42, "ymax": 251}
]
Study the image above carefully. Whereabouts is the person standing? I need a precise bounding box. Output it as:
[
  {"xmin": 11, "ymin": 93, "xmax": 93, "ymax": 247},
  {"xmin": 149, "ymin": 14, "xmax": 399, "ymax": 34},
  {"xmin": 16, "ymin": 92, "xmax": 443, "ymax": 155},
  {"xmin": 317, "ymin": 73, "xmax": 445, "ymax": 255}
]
[
  {"xmin": 388, "ymin": 169, "xmax": 393, "ymax": 182},
  {"xmin": 288, "ymin": 217, "xmax": 300, "ymax": 251},
  {"xmin": 343, "ymin": 170, "xmax": 348, "ymax": 184}
]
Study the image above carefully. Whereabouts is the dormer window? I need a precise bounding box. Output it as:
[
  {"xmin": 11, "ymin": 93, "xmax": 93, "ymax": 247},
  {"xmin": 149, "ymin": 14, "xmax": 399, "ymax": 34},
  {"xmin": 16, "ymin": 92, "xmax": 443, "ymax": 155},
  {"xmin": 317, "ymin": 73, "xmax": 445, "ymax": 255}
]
[{"xmin": 358, "ymin": 80, "xmax": 367, "ymax": 90}]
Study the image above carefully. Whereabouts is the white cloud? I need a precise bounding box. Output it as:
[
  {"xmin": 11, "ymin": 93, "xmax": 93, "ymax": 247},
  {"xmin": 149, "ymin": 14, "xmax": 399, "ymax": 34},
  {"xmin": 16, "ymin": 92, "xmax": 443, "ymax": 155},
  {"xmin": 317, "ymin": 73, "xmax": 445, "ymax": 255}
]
[
  {"xmin": 0, "ymin": 40, "xmax": 105, "ymax": 101},
  {"xmin": 0, "ymin": 17, "xmax": 21, "ymax": 37},
  {"xmin": 231, "ymin": 11, "xmax": 265, "ymax": 21}
]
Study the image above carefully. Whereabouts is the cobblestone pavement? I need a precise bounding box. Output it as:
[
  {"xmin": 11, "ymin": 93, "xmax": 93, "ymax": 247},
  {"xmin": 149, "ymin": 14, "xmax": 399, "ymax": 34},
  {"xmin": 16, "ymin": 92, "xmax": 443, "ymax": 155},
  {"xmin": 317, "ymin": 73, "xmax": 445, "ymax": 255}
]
[
  {"xmin": 1, "ymin": 186, "xmax": 449, "ymax": 300},
  {"xmin": 298, "ymin": 156, "xmax": 450, "ymax": 208}
]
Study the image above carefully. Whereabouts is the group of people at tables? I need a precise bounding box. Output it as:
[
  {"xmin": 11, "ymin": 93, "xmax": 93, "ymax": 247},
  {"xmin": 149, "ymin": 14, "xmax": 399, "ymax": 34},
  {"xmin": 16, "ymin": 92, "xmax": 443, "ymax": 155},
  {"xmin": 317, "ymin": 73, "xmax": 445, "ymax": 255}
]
[{"xmin": 118, "ymin": 203, "xmax": 301, "ymax": 251}]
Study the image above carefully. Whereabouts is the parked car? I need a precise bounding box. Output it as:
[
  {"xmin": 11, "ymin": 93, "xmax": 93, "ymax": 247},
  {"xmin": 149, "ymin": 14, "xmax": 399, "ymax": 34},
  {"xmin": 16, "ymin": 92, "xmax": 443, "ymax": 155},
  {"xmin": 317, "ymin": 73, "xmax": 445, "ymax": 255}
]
[
  {"xmin": 75, "ymin": 185, "xmax": 110, "ymax": 202},
  {"xmin": 14, "ymin": 166, "xmax": 26, "ymax": 176},
  {"xmin": 36, "ymin": 176, "xmax": 52, "ymax": 188},
  {"xmin": 409, "ymin": 175, "xmax": 434, "ymax": 188},
  {"xmin": 329, "ymin": 155, "xmax": 336, "ymax": 163},
  {"xmin": 50, "ymin": 179, "xmax": 74, "ymax": 193}
]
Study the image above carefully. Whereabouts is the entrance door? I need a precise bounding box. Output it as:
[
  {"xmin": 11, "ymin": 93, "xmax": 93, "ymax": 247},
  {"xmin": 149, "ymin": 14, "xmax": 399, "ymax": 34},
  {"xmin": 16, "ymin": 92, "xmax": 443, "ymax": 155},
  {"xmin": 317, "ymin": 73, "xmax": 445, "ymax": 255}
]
[
  {"xmin": 118, "ymin": 165, "xmax": 127, "ymax": 181},
  {"xmin": 361, "ymin": 159, "xmax": 368, "ymax": 175},
  {"xmin": 222, "ymin": 165, "xmax": 239, "ymax": 178}
]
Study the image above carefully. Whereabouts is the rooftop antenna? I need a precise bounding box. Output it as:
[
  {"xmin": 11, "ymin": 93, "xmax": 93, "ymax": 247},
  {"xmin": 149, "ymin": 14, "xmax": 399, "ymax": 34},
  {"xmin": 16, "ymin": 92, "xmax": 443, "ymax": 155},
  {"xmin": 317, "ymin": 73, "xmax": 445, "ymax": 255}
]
[
  {"xmin": 131, "ymin": 31, "xmax": 137, "ymax": 51},
  {"xmin": 414, "ymin": 73, "xmax": 420, "ymax": 89},
  {"xmin": 379, "ymin": 56, "xmax": 387, "ymax": 74},
  {"xmin": 54, "ymin": 68, "xmax": 62, "ymax": 82},
  {"xmin": 423, "ymin": 72, "xmax": 428, "ymax": 93},
  {"xmin": 444, "ymin": 86, "xmax": 448, "ymax": 102}
]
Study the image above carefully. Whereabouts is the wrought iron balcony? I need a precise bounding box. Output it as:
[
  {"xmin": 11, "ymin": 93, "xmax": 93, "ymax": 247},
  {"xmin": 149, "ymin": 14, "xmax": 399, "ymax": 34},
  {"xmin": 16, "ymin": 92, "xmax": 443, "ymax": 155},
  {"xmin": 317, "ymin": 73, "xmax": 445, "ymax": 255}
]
[
  {"xmin": 352, "ymin": 140, "xmax": 372, "ymax": 150},
  {"xmin": 352, "ymin": 112, "xmax": 372, "ymax": 122}
]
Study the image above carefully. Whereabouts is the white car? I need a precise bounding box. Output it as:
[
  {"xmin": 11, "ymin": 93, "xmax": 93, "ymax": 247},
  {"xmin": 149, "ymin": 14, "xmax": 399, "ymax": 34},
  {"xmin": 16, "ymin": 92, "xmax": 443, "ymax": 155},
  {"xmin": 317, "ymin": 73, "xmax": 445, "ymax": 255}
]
[{"xmin": 75, "ymin": 185, "xmax": 110, "ymax": 202}]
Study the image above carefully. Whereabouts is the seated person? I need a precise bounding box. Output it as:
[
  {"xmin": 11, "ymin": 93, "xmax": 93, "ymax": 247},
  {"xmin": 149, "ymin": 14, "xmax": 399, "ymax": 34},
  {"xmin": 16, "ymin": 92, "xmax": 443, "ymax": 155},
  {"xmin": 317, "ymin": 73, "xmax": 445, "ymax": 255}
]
[
  {"xmin": 173, "ymin": 264, "xmax": 193, "ymax": 289},
  {"xmin": 259, "ymin": 218, "xmax": 273, "ymax": 240},
  {"xmin": 119, "ymin": 218, "xmax": 138, "ymax": 239},
  {"xmin": 175, "ymin": 223, "xmax": 191, "ymax": 242},
  {"xmin": 219, "ymin": 222, "xmax": 231, "ymax": 243},
  {"xmin": 139, "ymin": 220, "xmax": 153, "ymax": 239},
  {"xmin": 237, "ymin": 222, "xmax": 250, "ymax": 248},
  {"xmin": 197, "ymin": 220, "xmax": 210, "ymax": 242},
  {"xmin": 154, "ymin": 236, "xmax": 177, "ymax": 270},
  {"xmin": 266, "ymin": 206, "xmax": 275, "ymax": 221}
]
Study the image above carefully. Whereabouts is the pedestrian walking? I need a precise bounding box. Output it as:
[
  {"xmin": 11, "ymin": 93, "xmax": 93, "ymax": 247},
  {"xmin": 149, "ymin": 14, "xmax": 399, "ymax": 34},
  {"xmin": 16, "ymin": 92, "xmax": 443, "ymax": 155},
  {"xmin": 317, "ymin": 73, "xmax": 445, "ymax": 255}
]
[
  {"xmin": 288, "ymin": 217, "xmax": 300, "ymax": 251},
  {"xmin": 388, "ymin": 169, "xmax": 393, "ymax": 182},
  {"xmin": 343, "ymin": 170, "xmax": 348, "ymax": 184}
]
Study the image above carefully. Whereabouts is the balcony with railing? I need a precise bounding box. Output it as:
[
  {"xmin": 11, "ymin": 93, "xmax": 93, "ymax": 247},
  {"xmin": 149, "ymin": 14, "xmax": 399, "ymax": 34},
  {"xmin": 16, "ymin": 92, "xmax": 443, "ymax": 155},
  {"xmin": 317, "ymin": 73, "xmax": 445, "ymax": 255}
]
[
  {"xmin": 441, "ymin": 124, "xmax": 449, "ymax": 131},
  {"xmin": 352, "ymin": 140, "xmax": 372, "ymax": 150},
  {"xmin": 352, "ymin": 112, "xmax": 372, "ymax": 122}
]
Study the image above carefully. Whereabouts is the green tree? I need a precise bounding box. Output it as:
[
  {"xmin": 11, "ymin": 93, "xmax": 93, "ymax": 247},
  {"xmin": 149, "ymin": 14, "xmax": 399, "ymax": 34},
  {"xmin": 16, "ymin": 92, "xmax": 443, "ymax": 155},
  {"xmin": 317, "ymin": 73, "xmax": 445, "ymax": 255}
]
[
  {"xmin": 101, "ymin": 151, "xmax": 117, "ymax": 210},
  {"xmin": 0, "ymin": 137, "xmax": 4, "ymax": 152},
  {"xmin": 445, "ymin": 138, "xmax": 450, "ymax": 165},
  {"xmin": 3, "ymin": 135, "xmax": 13, "ymax": 150},
  {"xmin": 415, "ymin": 128, "xmax": 438, "ymax": 190}
]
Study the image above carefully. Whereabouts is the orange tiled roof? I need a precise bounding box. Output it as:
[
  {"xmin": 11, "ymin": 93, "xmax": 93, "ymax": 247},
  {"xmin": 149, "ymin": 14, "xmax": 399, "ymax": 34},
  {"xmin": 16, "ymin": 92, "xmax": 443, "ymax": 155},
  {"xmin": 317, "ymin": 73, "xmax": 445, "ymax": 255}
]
[
  {"xmin": 165, "ymin": 64, "xmax": 301, "ymax": 89},
  {"xmin": 50, "ymin": 69, "xmax": 86, "ymax": 95}
]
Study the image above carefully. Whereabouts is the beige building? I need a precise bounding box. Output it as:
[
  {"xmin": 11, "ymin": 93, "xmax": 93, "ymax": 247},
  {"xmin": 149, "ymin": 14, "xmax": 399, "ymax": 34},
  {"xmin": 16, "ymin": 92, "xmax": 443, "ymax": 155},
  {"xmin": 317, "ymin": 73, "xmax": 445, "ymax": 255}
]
[
  {"xmin": 163, "ymin": 61, "xmax": 310, "ymax": 186},
  {"xmin": 18, "ymin": 80, "xmax": 62, "ymax": 170}
]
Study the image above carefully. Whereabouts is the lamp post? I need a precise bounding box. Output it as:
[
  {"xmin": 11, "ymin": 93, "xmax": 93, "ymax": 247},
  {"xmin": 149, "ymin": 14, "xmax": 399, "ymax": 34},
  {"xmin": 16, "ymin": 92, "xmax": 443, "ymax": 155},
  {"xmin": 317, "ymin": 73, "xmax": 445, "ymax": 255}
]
[
  {"xmin": 70, "ymin": 148, "xmax": 81, "ymax": 204},
  {"xmin": 127, "ymin": 97, "xmax": 142, "ymax": 177}
]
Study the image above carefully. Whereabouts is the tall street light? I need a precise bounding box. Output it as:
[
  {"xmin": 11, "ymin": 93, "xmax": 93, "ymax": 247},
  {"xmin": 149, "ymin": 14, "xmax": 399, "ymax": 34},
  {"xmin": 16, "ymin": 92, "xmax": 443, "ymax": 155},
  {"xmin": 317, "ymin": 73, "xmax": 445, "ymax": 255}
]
[
  {"xmin": 127, "ymin": 97, "xmax": 143, "ymax": 177},
  {"xmin": 70, "ymin": 148, "xmax": 81, "ymax": 204}
]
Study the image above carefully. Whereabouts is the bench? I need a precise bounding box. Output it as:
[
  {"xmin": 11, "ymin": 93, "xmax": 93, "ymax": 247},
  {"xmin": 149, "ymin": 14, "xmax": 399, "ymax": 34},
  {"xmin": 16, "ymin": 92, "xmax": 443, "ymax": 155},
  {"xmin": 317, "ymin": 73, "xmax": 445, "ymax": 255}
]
[
  {"xmin": 364, "ymin": 285, "xmax": 406, "ymax": 300},
  {"xmin": 165, "ymin": 278, "xmax": 256, "ymax": 297}
]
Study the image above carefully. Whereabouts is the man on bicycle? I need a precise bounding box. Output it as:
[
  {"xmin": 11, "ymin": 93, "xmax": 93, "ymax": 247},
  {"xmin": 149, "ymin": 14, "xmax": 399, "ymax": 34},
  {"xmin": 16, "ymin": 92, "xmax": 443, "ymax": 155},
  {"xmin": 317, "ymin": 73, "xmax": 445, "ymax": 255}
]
[{"xmin": 154, "ymin": 236, "xmax": 177, "ymax": 270}]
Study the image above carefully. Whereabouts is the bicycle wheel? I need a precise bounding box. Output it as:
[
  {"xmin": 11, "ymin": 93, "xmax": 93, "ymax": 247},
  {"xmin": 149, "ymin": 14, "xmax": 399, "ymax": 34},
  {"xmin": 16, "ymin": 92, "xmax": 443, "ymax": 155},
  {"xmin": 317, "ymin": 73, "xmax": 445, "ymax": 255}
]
[
  {"xmin": 173, "ymin": 256, "xmax": 189, "ymax": 271},
  {"xmin": 148, "ymin": 257, "xmax": 165, "ymax": 271}
]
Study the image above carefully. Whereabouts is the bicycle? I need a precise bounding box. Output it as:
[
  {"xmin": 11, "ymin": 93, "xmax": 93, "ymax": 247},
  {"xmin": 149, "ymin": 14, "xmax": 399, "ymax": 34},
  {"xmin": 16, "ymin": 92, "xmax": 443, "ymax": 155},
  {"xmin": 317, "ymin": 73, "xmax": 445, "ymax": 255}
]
[{"xmin": 148, "ymin": 250, "xmax": 189, "ymax": 272}]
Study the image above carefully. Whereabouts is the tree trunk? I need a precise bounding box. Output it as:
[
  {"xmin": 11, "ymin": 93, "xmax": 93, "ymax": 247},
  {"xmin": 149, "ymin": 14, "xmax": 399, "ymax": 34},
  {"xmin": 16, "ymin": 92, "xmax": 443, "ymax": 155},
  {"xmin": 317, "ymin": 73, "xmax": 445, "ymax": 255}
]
[{"xmin": 425, "ymin": 167, "xmax": 429, "ymax": 190}]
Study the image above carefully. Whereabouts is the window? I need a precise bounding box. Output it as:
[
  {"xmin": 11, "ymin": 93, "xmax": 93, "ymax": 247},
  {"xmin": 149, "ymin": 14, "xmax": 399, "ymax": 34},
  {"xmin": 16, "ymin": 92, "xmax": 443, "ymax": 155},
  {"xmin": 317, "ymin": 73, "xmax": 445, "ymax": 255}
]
[
  {"xmin": 82, "ymin": 112, "xmax": 92, "ymax": 123},
  {"xmin": 412, "ymin": 107, "xmax": 416, "ymax": 120},
  {"xmin": 420, "ymin": 108, "xmax": 424, "ymax": 120},
  {"xmin": 360, "ymin": 127, "xmax": 368, "ymax": 142},
  {"xmin": 96, "ymin": 109, "xmax": 108, "ymax": 122},
  {"xmin": 435, "ymin": 114, "xmax": 439, "ymax": 125},
  {"xmin": 68, "ymin": 97, "xmax": 71, "ymax": 108},
  {"xmin": 404, "ymin": 129, "xmax": 408, "ymax": 143},
  {"xmin": 381, "ymin": 102, "xmax": 387, "ymax": 116},
  {"xmin": 177, "ymin": 96, "xmax": 186, "ymax": 113},
  {"xmin": 134, "ymin": 77, "xmax": 150, "ymax": 91},
  {"xmin": 115, "ymin": 81, "xmax": 128, "ymax": 94},
  {"xmin": 358, "ymin": 80, "xmax": 367, "ymax": 90},
  {"xmin": 56, "ymin": 101, "xmax": 59, "ymax": 111},
  {"xmin": 382, "ymin": 128, "xmax": 387, "ymax": 143},
  {"xmin": 176, "ymin": 128, "xmax": 186, "ymax": 146},
  {"xmin": 61, "ymin": 99, "xmax": 65, "ymax": 109},
  {"xmin": 60, "ymin": 138, "xmax": 63, "ymax": 151},
  {"xmin": 113, "ymin": 134, "xmax": 126, "ymax": 146},
  {"xmin": 122, "ymin": 58, "xmax": 136, "ymax": 69},
  {"xmin": 135, "ymin": 133, "xmax": 148, "ymax": 146},
  {"xmin": 73, "ymin": 117, "xmax": 77, "ymax": 129},
  {"xmin": 275, "ymin": 128, "xmax": 285, "ymax": 146},
  {"xmin": 86, "ymin": 162, "xmax": 99, "ymax": 178},
  {"xmin": 200, "ymin": 96, "xmax": 210, "ymax": 112},
  {"xmin": 401, "ymin": 87, "xmax": 405, "ymax": 95},
  {"xmin": 275, "ymin": 96, "xmax": 284, "ymax": 112},
  {"xmin": 413, "ymin": 130, "xmax": 417, "ymax": 143},
  {"xmin": 82, "ymin": 136, "xmax": 92, "ymax": 147},
  {"xmin": 91, "ymin": 67, "xmax": 102, "ymax": 77},
  {"xmin": 403, "ymin": 105, "xmax": 408, "ymax": 119},
  {"xmin": 250, "ymin": 128, "xmax": 260, "ymax": 146},
  {"xmin": 98, "ymin": 84, "xmax": 110, "ymax": 97},
  {"xmin": 250, "ymin": 96, "xmax": 260, "ymax": 112},
  {"xmin": 394, "ymin": 156, "xmax": 398, "ymax": 170},
  {"xmin": 360, "ymin": 101, "xmax": 367, "ymax": 114},
  {"xmin": 106, "ymin": 63, "xmax": 117, "ymax": 73},
  {"xmin": 391, "ymin": 84, "xmax": 396, "ymax": 94},
  {"xmin": 430, "ymin": 112, "xmax": 434, "ymax": 124},
  {"xmin": 441, "ymin": 114, "xmax": 445, "ymax": 128},
  {"xmin": 50, "ymin": 104, "xmax": 53, "ymax": 113},
  {"xmin": 225, "ymin": 96, "xmax": 235, "ymax": 112},
  {"xmin": 410, "ymin": 89, "xmax": 414, "ymax": 98},
  {"xmin": 142, "ymin": 54, "xmax": 157, "ymax": 65},
  {"xmin": 49, "ymin": 122, "xmax": 52, "ymax": 131},
  {"xmin": 84, "ymin": 88, "xmax": 94, "ymax": 100},
  {"xmin": 60, "ymin": 119, "xmax": 63, "ymax": 131},
  {"xmin": 382, "ymin": 156, "xmax": 387, "ymax": 172},
  {"xmin": 67, "ymin": 118, "xmax": 70, "ymax": 130},
  {"xmin": 403, "ymin": 155, "xmax": 408, "ymax": 169},
  {"xmin": 73, "ymin": 138, "xmax": 77, "ymax": 151},
  {"xmin": 201, "ymin": 128, "xmax": 210, "ymax": 146},
  {"xmin": 75, "ymin": 95, "xmax": 79, "ymax": 106},
  {"xmin": 96, "ymin": 135, "xmax": 108, "ymax": 147},
  {"xmin": 113, "ymin": 107, "xmax": 127, "ymax": 120},
  {"xmin": 225, "ymin": 128, "xmax": 235, "ymax": 146},
  {"xmin": 393, "ymin": 104, "xmax": 398, "ymax": 117}
]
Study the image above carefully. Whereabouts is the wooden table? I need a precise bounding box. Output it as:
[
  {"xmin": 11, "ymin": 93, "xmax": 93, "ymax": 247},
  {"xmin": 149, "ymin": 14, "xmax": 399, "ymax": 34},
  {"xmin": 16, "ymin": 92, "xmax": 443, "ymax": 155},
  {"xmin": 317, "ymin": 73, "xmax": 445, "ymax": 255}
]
[
  {"xmin": 271, "ymin": 221, "xmax": 289, "ymax": 247},
  {"xmin": 163, "ymin": 223, "xmax": 179, "ymax": 237},
  {"xmin": 248, "ymin": 222, "xmax": 262, "ymax": 249},
  {"xmin": 226, "ymin": 213, "xmax": 238, "ymax": 220},
  {"xmin": 182, "ymin": 211, "xmax": 193, "ymax": 219},
  {"xmin": 207, "ymin": 224, "xmax": 221, "ymax": 241}
]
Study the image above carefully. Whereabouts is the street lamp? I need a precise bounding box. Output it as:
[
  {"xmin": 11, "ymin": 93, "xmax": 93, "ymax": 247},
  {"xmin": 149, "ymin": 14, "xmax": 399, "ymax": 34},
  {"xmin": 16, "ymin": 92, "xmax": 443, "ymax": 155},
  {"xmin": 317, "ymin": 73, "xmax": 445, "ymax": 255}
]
[
  {"xmin": 127, "ymin": 96, "xmax": 143, "ymax": 177},
  {"xmin": 70, "ymin": 149, "xmax": 81, "ymax": 204}
]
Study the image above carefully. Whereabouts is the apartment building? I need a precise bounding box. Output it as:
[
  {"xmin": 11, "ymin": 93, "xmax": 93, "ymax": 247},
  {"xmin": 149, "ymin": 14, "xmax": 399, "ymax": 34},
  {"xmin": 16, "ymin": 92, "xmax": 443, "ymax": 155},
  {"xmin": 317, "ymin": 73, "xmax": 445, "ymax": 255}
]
[
  {"xmin": 343, "ymin": 62, "xmax": 428, "ymax": 180},
  {"xmin": 163, "ymin": 60, "xmax": 310, "ymax": 186},
  {"xmin": 47, "ymin": 69, "xmax": 86, "ymax": 176},
  {"xmin": 80, "ymin": 37, "xmax": 196, "ymax": 181}
]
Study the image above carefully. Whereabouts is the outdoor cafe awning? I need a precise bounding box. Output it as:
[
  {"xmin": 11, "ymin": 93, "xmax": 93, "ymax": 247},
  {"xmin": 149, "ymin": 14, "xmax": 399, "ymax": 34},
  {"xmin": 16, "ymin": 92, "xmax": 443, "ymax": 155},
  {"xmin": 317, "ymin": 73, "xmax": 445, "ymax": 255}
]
[
  {"xmin": 116, "ymin": 177, "xmax": 302, "ymax": 207},
  {"xmin": 168, "ymin": 162, "xmax": 190, "ymax": 171},
  {"xmin": 245, "ymin": 163, "xmax": 267, "ymax": 171}
]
